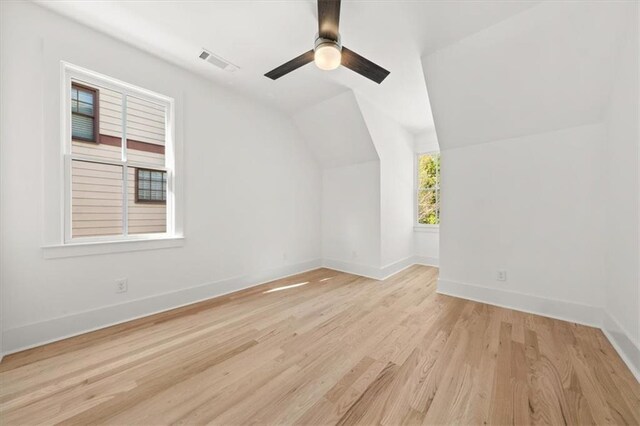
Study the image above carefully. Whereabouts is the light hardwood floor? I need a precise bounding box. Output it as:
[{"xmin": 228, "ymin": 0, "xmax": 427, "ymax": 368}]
[{"xmin": 1, "ymin": 265, "xmax": 638, "ymax": 425}]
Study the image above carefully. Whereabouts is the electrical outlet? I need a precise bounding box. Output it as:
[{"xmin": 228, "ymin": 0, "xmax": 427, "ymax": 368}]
[
  {"xmin": 116, "ymin": 278, "xmax": 128, "ymax": 293},
  {"xmin": 497, "ymin": 270, "xmax": 507, "ymax": 282}
]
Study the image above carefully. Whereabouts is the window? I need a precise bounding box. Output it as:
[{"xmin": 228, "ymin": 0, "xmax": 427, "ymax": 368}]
[
  {"xmin": 63, "ymin": 64, "xmax": 174, "ymax": 242},
  {"xmin": 136, "ymin": 168, "xmax": 167, "ymax": 203},
  {"xmin": 416, "ymin": 152, "xmax": 440, "ymax": 225},
  {"xmin": 71, "ymin": 83, "xmax": 97, "ymax": 142}
]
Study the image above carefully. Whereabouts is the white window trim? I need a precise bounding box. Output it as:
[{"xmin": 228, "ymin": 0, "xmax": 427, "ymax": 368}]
[
  {"xmin": 42, "ymin": 236, "xmax": 185, "ymax": 259},
  {"xmin": 59, "ymin": 61, "xmax": 179, "ymax": 246},
  {"xmin": 414, "ymin": 151, "xmax": 440, "ymax": 231}
]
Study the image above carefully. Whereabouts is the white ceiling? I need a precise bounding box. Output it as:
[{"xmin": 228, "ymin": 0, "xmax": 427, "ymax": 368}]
[
  {"xmin": 37, "ymin": 0, "xmax": 537, "ymax": 135},
  {"xmin": 422, "ymin": 1, "xmax": 632, "ymax": 149}
]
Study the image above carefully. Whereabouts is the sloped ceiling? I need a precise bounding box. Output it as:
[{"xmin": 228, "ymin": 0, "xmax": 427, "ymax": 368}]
[
  {"xmin": 35, "ymin": 0, "xmax": 536, "ymax": 135},
  {"xmin": 422, "ymin": 1, "xmax": 631, "ymax": 149},
  {"xmin": 292, "ymin": 91, "xmax": 378, "ymax": 169}
]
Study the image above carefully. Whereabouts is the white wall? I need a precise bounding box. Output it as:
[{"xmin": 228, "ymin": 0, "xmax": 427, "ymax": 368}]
[
  {"xmin": 424, "ymin": 0, "xmax": 638, "ymax": 378},
  {"xmin": 603, "ymin": 6, "xmax": 639, "ymax": 373},
  {"xmin": 0, "ymin": 1, "xmax": 321, "ymax": 354},
  {"xmin": 414, "ymin": 230, "xmax": 439, "ymax": 267},
  {"xmin": 438, "ymin": 124, "xmax": 606, "ymax": 315},
  {"xmin": 414, "ymin": 128, "xmax": 439, "ymax": 153},
  {"xmin": 357, "ymin": 97, "xmax": 415, "ymax": 268},
  {"xmin": 321, "ymin": 161, "xmax": 381, "ymax": 275},
  {"xmin": 292, "ymin": 91, "xmax": 378, "ymax": 169},
  {"xmin": 296, "ymin": 90, "xmax": 419, "ymax": 278}
]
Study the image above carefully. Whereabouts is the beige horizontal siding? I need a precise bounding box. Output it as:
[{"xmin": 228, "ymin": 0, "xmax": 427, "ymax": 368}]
[
  {"xmin": 126, "ymin": 95, "xmax": 165, "ymax": 146},
  {"xmin": 70, "ymin": 82, "xmax": 167, "ymax": 238},
  {"xmin": 72, "ymin": 205, "xmax": 122, "ymax": 214},
  {"xmin": 127, "ymin": 150, "xmax": 165, "ymax": 167},
  {"xmin": 71, "ymin": 162, "xmax": 167, "ymax": 237},
  {"xmin": 72, "ymin": 160, "xmax": 123, "ymax": 238},
  {"xmin": 72, "ymin": 140, "xmax": 165, "ymax": 168},
  {"xmin": 127, "ymin": 110, "xmax": 164, "ymax": 127},
  {"xmin": 127, "ymin": 167, "xmax": 166, "ymax": 234},
  {"xmin": 99, "ymin": 87, "xmax": 123, "ymax": 139},
  {"xmin": 72, "ymin": 198, "xmax": 123, "ymax": 207},
  {"xmin": 72, "ymin": 141, "xmax": 121, "ymax": 160},
  {"xmin": 73, "ymin": 227, "xmax": 122, "ymax": 237},
  {"xmin": 74, "ymin": 82, "xmax": 166, "ymax": 146}
]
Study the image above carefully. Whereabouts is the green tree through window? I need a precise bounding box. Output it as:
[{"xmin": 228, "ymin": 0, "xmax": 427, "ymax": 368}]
[{"xmin": 417, "ymin": 153, "xmax": 440, "ymax": 225}]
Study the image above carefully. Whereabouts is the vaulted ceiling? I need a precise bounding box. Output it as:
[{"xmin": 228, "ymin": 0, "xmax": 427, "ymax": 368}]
[
  {"xmin": 422, "ymin": 1, "xmax": 632, "ymax": 149},
  {"xmin": 37, "ymin": 0, "xmax": 538, "ymax": 135}
]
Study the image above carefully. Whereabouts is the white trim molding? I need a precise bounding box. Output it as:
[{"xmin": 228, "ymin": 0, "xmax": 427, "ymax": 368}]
[
  {"xmin": 321, "ymin": 258, "xmax": 389, "ymax": 280},
  {"xmin": 437, "ymin": 278, "xmax": 601, "ymax": 327},
  {"xmin": 3, "ymin": 257, "xmax": 441, "ymax": 357},
  {"xmin": 437, "ymin": 278, "xmax": 640, "ymax": 382},
  {"xmin": 42, "ymin": 236, "xmax": 185, "ymax": 259},
  {"xmin": 322, "ymin": 256, "xmax": 439, "ymax": 281},
  {"xmin": 2, "ymin": 259, "xmax": 321, "ymax": 355},
  {"xmin": 413, "ymin": 256, "xmax": 439, "ymax": 268},
  {"xmin": 60, "ymin": 62, "xmax": 180, "ymax": 246},
  {"xmin": 414, "ymin": 225, "xmax": 439, "ymax": 233},
  {"xmin": 601, "ymin": 311, "xmax": 640, "ymax": 382},
  {"xmin": 4, "ymin": 261, "xmax": 635, "ymax": 385}
]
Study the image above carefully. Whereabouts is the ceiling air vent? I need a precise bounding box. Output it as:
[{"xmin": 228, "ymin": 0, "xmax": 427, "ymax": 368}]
[{"xmin": 198, "ymin": 49, "xmax": 238, "ymax": 72}]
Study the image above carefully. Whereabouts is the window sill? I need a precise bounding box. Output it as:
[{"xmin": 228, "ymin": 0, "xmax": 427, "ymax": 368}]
[
  {"xmin": 42, "ymin": 236, "xmax": 184, "ymax": 259},
  {"xmin": 414, "ymin": 225, "xmax": 439, "ymax": 233}
]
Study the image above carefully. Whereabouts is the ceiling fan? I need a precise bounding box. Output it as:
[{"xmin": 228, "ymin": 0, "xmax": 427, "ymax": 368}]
[{"xmin": 264, "ymin": 0, "xmax": 390, "ymax": 84}]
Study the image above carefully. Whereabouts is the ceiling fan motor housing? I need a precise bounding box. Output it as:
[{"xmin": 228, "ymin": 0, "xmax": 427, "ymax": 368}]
[{"xmin": 314, "ymin": 34, "xmax": 342, "ymax": 52}]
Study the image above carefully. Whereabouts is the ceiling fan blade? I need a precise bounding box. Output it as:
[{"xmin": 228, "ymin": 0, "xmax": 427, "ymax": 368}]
[
  {"xmin": 318, "ymin": 0, "xmax": 341, "ymax": 41},
  {"xmin": 265, "ymin": 50, "xmax": 315, "ymax": 80},
  {"xmin": 341, "ymin": 47, "xmax": 390, "ymax": 84}
]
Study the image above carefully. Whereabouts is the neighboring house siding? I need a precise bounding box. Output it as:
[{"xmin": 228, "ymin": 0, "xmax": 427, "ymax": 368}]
[
  {"xmin": 71, "ymin": 160, "xmax": 123, "ymax": 237},
  {"xmin": 100, "ymin": 87, "xmax": 124, "ymax": 139},
  {"xmin": 71, "ymin": 85, "xmax": 166, "ymax": 237},
  {"xmin": 126, "ymin": 96, "xmax": 165, "ymax": 146},
  {"xmin": 71, "ymin": 141, "xmax": 120, "ymax": 160},
  {"xmin": 127, "ymin": 167, "xmax": 166, "ymax": 235}
]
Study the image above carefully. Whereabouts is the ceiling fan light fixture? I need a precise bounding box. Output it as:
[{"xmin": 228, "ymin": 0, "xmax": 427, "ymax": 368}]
[
  {"xmin": 264, "ymin": 0, "xmax": 390, "ymax": 83},
  {"xmin": 314, "ymin": 39, "xmax": 342, "ymax": 71}
]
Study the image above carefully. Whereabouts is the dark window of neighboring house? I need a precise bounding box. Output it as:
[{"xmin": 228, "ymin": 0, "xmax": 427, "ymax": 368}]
[
  {"xmin": 136, "ymin": 168, "xmax": 167, "ymax": 203},
  {"xmin": 71, "ymin": 83, "xmax": 98, "ymax": 142}
]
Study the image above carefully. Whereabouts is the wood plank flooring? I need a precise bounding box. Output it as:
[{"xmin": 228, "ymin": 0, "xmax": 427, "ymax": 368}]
[{"xmin": 1, "ymin": 265, "xmax": 638, "ymax": 425}]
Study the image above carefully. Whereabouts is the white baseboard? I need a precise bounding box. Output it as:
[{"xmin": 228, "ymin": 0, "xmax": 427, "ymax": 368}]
[
  {"xmin": 412, "ymin": 255, "xmax": 439, "ymax": 267},
  {"xmin": 379, "ymin": 256, "xmax": 420, "ymax": 280},
  {"xmin": 3, "ymin": 262, "xmax": 636, "ymax": 385},
  {"xmin": 438, "ymin": 278, "xmax": 640, "ymax": 383},
  {"xmin": 2, "ymin": 259, "xmax": 322, "ymax": 356},
  {"xmin": 322, "ymin": 256, "xmax": 440, "ymax": 281},
  {"xmin": 601, "ymin": 311, "xmax": 640, "ymax": 382},
  {"xmin": 321, "ymin": 258, "xmax": 387, "ymax": 280},
  {"xmin": 437, "ymin": 279, "xmax": 601, "ymax": 327}
]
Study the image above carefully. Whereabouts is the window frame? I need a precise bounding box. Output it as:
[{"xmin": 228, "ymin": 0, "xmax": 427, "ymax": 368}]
[
  {"xmin": 71, "ymin": 82, "xmax": 99, "ymax": 143},
  {"xmin": 414, "ymin": 151, "xmax": 440, "ymax": 230},
  {"xmin": 62, "ymin": 62, "xmax": 176, "ymax": 244}
]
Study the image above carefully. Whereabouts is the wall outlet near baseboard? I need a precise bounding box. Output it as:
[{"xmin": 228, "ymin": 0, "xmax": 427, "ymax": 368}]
[
  {"xmin": 116, "ymin": 278, "xmax": 128, "ymax": 293},
  {"xmin": 497, "ymin": 270, "xmax": 507, "ymax": 282}
]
